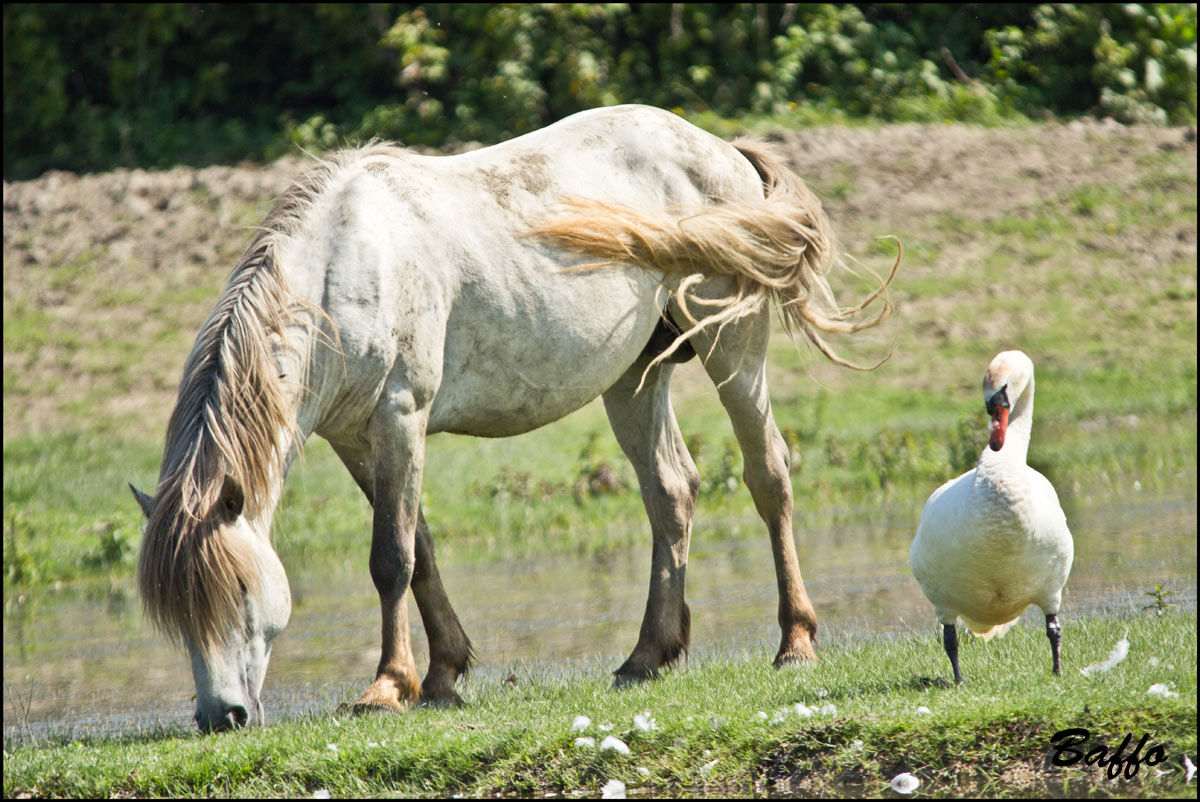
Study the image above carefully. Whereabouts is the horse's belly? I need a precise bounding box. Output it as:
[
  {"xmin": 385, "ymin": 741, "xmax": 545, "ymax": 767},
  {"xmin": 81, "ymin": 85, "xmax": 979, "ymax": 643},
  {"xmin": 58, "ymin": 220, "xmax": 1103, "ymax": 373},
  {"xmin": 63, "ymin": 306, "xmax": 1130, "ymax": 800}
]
[
  {"xmin": 428, "ymin": 346, "xmax": 642, "ymax": 437},
  {"xmin": 429, "ymin": 373, "xmax": 610, "ymax": 438},
  {"xmin": 427, "ymin": 269, "xmax": 661, "ymax": 437}
]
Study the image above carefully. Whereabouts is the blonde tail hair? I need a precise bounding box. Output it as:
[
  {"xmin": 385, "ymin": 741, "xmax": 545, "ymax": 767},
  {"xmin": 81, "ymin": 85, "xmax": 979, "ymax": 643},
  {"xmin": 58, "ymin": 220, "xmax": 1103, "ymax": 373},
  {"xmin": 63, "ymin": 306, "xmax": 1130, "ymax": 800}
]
[{"xmin": 529, "ymin": 139, "xmax": 900, "ymax": 385}]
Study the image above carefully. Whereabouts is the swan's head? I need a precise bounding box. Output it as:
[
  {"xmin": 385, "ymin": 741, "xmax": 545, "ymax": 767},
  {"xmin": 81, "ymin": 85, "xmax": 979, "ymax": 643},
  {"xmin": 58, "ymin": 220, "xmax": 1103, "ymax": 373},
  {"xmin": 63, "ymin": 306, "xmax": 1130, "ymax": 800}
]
[{"xmin": 982, "ymin": 350, "xmax": 1034, "ymax": 452}]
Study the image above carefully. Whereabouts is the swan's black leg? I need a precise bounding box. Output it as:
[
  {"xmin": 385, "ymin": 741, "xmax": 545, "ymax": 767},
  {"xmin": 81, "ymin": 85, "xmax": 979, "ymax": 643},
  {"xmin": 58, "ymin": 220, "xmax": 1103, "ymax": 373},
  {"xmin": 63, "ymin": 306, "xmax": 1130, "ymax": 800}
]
[
  {"xmin": 943, "ymin": 623, "xmax": 963, "ymax": 684},
  {"xmin": 1045, "ymin": 613, "xmax": 1062, "ymax": 675}
]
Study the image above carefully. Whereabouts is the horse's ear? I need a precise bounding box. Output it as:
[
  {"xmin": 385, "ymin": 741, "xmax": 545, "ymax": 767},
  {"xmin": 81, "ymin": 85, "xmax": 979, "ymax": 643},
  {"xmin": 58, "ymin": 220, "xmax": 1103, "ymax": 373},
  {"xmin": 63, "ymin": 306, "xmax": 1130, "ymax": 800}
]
[
  {"xmin": 129, "ymin": 483, "xmax": 155, "ymax": 518},
  {"xmin": 218, "ymin": 475, "xmax": 245, "ymax": 522}
]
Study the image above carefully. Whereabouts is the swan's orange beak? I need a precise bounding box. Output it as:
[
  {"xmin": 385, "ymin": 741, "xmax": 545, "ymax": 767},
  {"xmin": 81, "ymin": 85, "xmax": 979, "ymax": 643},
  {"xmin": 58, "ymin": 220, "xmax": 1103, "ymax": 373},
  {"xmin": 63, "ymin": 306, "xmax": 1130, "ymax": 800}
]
[{"xmin": 988, "ymin": 406, "xmax": 1009, "ymax": 451}]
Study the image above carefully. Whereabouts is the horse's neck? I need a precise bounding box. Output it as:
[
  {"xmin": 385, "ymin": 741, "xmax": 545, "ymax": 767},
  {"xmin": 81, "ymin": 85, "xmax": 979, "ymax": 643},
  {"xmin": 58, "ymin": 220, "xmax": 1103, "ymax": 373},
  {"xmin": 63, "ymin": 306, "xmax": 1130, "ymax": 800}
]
[{"xmin": 274, "ymin": 246, "xmax": 355, "ymax": 446}]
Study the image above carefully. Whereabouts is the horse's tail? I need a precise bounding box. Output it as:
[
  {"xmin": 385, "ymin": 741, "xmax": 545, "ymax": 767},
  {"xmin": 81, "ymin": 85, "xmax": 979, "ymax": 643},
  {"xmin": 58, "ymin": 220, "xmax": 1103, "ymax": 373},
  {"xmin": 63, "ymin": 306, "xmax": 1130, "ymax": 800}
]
[
  {"xmin": 728, "ymin": 140, "xmax": 900, "ymax": 361},
  {"xmin": 529, "ymin": 139, "xmax": 900, "ymax": 374}
]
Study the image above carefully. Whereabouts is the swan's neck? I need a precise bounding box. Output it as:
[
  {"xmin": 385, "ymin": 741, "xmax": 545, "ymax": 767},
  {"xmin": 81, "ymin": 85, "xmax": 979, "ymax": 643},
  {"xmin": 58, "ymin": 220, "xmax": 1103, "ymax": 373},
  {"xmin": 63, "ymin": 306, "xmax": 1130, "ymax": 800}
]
[{"xmin": 981, "ymin": 378, "xmax": 1034, "ymax": 470}]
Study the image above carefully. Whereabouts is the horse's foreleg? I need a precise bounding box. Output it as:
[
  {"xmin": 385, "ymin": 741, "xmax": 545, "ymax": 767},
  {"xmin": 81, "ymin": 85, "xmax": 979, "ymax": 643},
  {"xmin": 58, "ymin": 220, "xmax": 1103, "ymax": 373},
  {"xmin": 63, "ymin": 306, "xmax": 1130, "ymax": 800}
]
[
  {"xmin": 347, "ymin": 408, "xmax": 427, "ymax": 713},
  {"xmin": 603, "ymin": 358, "xmax": 700, "ymax": 685},
  {"xmin": 412, "ymin": 509, "xmax": 474, "ymax": 705},
  {"xmin": 695, "ymin": 317, "xmax": 818, "ymax": 665},
  {"xmin": 329, "ymin": 441, "xmax": 473, "ymax": 707}
]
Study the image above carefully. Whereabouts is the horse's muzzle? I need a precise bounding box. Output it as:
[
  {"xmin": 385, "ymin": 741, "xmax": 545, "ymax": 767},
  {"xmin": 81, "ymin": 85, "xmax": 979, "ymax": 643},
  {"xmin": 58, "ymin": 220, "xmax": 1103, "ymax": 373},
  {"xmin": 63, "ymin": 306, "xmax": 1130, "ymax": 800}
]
[{"xmin": 196, "ymin": 703, "xmax": 249, "ymax": 732}]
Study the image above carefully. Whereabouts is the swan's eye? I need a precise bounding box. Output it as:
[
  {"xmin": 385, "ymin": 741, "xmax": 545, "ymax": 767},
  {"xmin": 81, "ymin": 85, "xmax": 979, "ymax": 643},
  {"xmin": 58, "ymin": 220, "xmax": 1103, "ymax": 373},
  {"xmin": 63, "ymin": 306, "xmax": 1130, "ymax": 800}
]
[{"xmin": 986, "ymin": 385, "xmax": 1009, "ymax": 417}]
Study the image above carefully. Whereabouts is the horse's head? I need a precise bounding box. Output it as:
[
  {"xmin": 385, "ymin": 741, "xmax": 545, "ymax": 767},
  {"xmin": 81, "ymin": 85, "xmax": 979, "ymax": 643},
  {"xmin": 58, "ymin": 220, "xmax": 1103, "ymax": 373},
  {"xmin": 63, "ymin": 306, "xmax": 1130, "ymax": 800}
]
[{"xmin": 131, "ymin": 477, "xmax": 291, "ymax": 732}]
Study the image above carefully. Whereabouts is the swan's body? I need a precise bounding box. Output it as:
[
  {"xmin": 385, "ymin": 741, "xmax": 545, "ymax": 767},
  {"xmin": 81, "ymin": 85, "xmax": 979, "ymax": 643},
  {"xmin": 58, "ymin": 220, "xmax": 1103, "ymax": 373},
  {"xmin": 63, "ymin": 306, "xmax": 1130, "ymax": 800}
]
[{"xmin": 909, "ymin": 350, "xmax": 1073, "ymax": 682}]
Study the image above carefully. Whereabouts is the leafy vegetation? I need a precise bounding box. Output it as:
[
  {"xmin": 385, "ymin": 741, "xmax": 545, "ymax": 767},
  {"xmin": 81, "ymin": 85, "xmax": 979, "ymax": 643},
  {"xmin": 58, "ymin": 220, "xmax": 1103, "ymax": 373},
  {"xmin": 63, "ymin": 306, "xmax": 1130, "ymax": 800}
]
[
  {"xmin": 4, "ymin": 610, "xmax": 1195, "ymax": 798},
  {"xmin": 5, "ymin": 3, "xmax": 1197, "ymax": 179}
]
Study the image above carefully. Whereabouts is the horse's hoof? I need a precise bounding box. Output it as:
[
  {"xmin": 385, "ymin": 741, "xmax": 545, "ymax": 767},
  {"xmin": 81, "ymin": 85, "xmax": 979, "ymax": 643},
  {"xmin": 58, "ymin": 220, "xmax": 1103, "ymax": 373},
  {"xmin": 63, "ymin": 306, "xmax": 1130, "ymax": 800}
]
[
  {"xmin": 340, "ymin": 676, "xmax": 419, "ymax": 715},
  {"xmin": 419, "ymin": 690, "xmax": 464, "ymax": 708},
  {"xmin": 611, "ymin": 668, "xmax": 657, "ymax": 690},
  {"xmin": 337, "ymin": 700, "xmax": 404, "ymax": 717},
  {"xmin": 773, "ymin": 648, "xmax": 818, "ymax": 668}
]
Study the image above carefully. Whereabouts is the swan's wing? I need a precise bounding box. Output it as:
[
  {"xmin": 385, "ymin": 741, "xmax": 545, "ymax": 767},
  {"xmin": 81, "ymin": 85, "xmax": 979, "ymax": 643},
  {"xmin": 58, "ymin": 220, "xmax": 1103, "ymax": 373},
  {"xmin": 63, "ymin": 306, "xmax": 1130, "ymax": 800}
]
[
  {"xmin": 922, "ymin": 468, "xmax": 974, "ymax": 513},
  {"xmin": 1021, "ymin": 466, "xmax": 1075, "ymax": 615},
  {"xmin": 1027, "ymin": 467, "xmax": 1071, "ymax": 537},
  {"xmin": 910, "ymin": 469, "xmax": 975, "ymax": 573}
]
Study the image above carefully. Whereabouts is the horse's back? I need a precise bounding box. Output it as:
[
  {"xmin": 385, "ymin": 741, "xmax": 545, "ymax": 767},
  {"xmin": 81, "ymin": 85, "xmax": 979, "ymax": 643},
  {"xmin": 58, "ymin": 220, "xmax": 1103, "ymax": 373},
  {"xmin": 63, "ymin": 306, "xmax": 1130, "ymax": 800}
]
[
  {"xmin": 445, "ymin": 105, "xmax": 761, "ymax": 208},
  {"xmin": 302, "ymin": 106, "xmax": 764, "ymax": 439}
]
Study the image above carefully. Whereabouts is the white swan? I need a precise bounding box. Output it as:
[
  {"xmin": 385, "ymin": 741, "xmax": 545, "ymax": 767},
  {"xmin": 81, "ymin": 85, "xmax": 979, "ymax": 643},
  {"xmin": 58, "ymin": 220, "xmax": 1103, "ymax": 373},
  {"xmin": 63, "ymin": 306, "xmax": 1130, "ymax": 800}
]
[{"xmin": 909, "ymin": 350, "xmax": 1073, "ymax": 683}]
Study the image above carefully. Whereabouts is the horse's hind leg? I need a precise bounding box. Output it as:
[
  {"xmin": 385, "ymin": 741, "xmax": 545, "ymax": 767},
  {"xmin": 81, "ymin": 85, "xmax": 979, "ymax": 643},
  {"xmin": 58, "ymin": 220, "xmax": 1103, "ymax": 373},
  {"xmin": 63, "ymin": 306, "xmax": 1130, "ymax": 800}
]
[
  {"xmin": 692, "ymin": 312, "xmax": 818, "ymax": 664},
  {"xmin": 603, "ymin": 356, "xmax": 700, "ymax": 685},
  {"xmin": 330, "ymin": 441, "xmax": 473, "ymax": 706}
]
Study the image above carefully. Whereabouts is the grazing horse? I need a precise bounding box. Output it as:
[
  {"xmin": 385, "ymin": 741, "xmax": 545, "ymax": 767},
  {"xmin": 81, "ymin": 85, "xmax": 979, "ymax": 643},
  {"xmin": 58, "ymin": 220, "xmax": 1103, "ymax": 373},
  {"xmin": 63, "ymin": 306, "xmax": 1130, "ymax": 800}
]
[{"xmin": 131, "ymin": 105, "xmax": 897, "ymax": 731}]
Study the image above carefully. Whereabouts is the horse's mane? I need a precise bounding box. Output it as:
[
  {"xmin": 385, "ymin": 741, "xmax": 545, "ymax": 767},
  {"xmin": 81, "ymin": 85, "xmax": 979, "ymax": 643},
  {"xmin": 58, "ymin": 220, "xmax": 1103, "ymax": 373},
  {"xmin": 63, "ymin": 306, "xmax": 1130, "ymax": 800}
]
[{"xmin": 138, "ymin": 143, "xmax": 402, "ymax": 655}]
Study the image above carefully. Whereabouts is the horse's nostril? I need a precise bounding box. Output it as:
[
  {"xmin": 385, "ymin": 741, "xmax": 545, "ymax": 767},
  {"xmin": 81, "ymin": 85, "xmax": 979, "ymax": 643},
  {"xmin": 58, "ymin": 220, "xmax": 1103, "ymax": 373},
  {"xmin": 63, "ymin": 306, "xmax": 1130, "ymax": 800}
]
[
  {"xmin": 225, "ymin": 705, "xmax": 249, "ymax": 729},
  {"xmin": 195, "ymin": 703, "xmax": 250, "ymax": 732}
]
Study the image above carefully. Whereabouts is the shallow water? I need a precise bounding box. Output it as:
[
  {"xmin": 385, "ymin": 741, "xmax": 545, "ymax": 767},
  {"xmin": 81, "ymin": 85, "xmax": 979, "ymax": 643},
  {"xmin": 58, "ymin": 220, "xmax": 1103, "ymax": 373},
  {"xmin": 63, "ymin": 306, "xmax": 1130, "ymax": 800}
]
[{"xmin": 3, "ymin": 494, "xmax": 1195, "ymax": 746}]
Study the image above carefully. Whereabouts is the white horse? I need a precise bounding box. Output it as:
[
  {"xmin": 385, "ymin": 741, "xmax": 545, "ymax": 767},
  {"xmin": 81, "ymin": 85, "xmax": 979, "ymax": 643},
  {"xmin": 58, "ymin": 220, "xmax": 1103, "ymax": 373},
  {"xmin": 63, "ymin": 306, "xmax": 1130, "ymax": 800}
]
[{"xmin": 131, "ymin": 105, "xmax": 897, "ymax": 731}]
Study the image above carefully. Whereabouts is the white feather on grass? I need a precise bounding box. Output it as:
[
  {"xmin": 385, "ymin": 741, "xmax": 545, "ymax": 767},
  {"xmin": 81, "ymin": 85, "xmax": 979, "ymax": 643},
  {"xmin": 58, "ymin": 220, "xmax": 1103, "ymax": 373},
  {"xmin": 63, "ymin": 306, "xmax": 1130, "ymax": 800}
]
[
  {"xmin": 601, "ymin": 779, "xmax": 627, "ymax": 799},
  {"xmin": 633, "ymin": 712, "xmax": 657, "ymax": 732},
  {"xmin": 600, "ymin": 735, "xmax": 630, "ymax": 755},
  {"xmin": 1146, "ymin": 683, "xmax": 1178, "ymax": 698},
  {"xmin": 890, "ymin": 772, "xmax": 920, "ymax": 794},
  {"xmin": 1080, "ymin": 632, "xmax": 1129, "ymax": 676}
]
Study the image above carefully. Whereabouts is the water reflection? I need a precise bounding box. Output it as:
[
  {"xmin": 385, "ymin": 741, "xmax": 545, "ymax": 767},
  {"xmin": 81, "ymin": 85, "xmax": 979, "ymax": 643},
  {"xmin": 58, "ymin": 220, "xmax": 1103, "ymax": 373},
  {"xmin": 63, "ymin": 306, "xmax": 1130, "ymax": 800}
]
[{"xmin": 4, "ymin": 495, "xmax": 1195, "ymax": 745}]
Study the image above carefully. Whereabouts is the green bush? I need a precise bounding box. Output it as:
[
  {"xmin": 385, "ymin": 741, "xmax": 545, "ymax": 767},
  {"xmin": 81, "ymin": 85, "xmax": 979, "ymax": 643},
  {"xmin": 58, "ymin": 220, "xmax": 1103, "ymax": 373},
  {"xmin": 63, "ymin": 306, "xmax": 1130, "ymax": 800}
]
[
  {"xmin": 3, "ymin": 4, "xmax": 400, "ymax": 178},
  {"xmin": 983, "ymin": 3, "xmax": 1198, "ymax": 123},
  {"xmin": 4, "ymin": 3, "xmax": 1196, "ymax": 179}
]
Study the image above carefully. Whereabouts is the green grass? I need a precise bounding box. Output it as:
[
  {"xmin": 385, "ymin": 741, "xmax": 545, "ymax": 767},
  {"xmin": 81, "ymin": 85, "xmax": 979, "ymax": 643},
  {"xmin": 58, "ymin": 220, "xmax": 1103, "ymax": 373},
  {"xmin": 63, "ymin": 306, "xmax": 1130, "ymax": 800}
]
[
  {"xmin": 5, "ymin": 393, "xmax": 1193, "ymax": 587},
  {"xmin": 4, "ymin": 611, "xmax": 1195, "ymax": 798}
]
